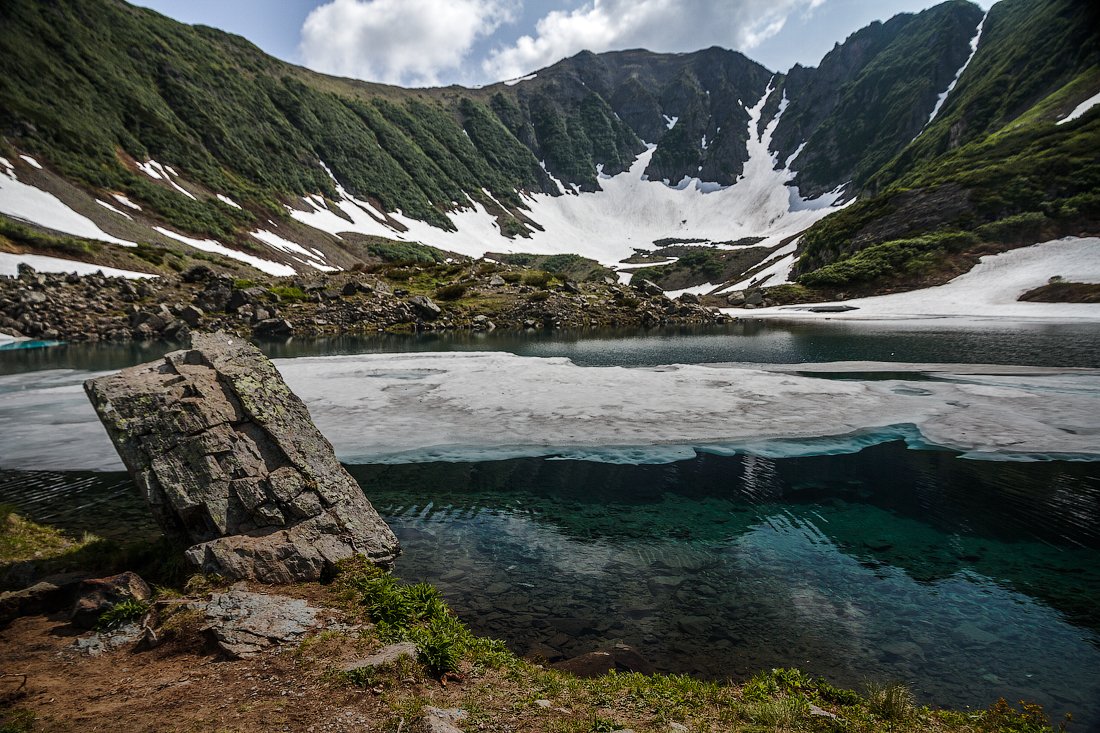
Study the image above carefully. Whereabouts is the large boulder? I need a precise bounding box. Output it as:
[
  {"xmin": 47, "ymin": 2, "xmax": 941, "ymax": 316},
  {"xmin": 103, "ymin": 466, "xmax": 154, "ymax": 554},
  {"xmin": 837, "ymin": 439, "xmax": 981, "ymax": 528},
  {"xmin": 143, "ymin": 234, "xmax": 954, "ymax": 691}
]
[{"xmin": 84, "ymin": 332, "xmax": 399, "ymax": 582}]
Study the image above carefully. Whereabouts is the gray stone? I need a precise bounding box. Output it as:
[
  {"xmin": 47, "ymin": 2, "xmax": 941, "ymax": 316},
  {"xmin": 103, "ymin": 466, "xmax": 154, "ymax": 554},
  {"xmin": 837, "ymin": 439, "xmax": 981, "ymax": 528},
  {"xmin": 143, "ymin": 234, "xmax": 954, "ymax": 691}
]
[
  {"xmin": 408, "ymin": 295, "xmax": 442, "ymax": 320},
  {"xmin": 70, "ymin": 571, "xmax": 151, "ymax": 629},
  {"xmin": 203, "ymin": 589, "xmax": 322, "ymax": 658},
  {"xmin": 252, "ymin": 317, "xmax": 294, "ymax": 338},
  {"xmin": 632, "ymin": 278, "xmax": 664, "ymax": 296},
  {"xmin": 341, "ymin": 641, "xmax": 419, "ymax": 672},
  {"xmin": 676, "ymin": 292, "xmax": 701, "ymax": 304},
  {"xmin": 0, "ymin": 572, "xmax": 92, "ymax": 625},
  {"xmin": 809, "ymin": 704, "xmax": 838, "ymax": 719},
  {"xmin": 489, "ymin": 275, "xmax": 506, "ymax": 287},
  {"xmin": 744, "ymin": 290, "xmax": 764, "ymax": 306},
  {"xmin": 174, "ymin": 304, "xmax": 204, "ymax": 327},
  {"xmin": 422, "ymin": 707, "xmax": 468, "ymax": 733},
  {"xmin": 84, "ymin": 332, "xmax": 399, "ymax": 582}
]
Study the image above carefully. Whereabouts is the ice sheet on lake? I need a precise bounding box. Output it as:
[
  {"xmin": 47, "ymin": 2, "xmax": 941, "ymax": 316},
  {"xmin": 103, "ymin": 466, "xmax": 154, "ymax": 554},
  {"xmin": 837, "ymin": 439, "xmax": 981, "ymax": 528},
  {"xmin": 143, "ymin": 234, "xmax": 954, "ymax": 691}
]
[{"xmin": 3, "ymin": 354, "xmax": 1099, "ymax": 472}]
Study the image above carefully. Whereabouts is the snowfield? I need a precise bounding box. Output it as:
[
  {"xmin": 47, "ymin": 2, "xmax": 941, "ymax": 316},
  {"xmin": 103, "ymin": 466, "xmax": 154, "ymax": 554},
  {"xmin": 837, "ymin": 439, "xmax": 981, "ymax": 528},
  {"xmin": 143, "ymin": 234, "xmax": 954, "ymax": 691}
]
[
  {"xmin": 2, "ymin": 355, "xmax": 1098, "ymax": 472},
  {"xmin": 289, "ymin": 85, "xmax": 847, "ymax": 266},
  {"xmin": 731, "ymin": 237, "xmax": 1100, "ymax": 323},
  {"xmin": 0, "ymin": 158, "xmax": 137, "ymax": 248},
  {"xmin": 0, "ymin": 252, "xmax": 156, "ymax": 279}
]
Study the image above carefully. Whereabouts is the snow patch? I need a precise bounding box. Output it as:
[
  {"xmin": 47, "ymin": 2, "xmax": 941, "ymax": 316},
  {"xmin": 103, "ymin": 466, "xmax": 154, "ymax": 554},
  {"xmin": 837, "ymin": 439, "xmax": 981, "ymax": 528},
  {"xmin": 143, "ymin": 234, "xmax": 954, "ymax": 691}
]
[
  {"xmin": 18, "ymin": 155, "xmax": 43, "ymax": 170},
  {"xmin": 95, "ymin": 199, "xmax": 133, "ymax": 221},
  {"xmin": 503, "ymin": 73, "xmax": 537, "ymax": 86},
  {"xmin": 286, "ymin": 84, "xmax": 845, "ymax": 268},
  {"xmin": 154, "ymin": 226, "xmax": 296, "ymax": 276},
  {"xmin": 250, "ymin": 229, "xmax": 339, "ymax": 272},
  {"xmin": 926, "ymin": 12, "xmax": 986, "ymax": 127},
  {"xmin": 216, "ymin": 193, "xmax": 242, "ymax": 209},
  {"xmin": 1057, "ymin": 91, "xmax": 1100, "ymax": 125},
  {"xmin": 663, "ymin": 115, "xmax": 679, "ymax": 130},
  {"xmin": 138, "ymin": 160, "xmax": 197, "ymax": 200},
  {"xmin": 111, "ymin": 193, "xmax": 141, "ymax": 211},
  {"xmin": 0, "ymin": 165, "xmax": 137, "ymax": 247},
  {"xmin": 732, "ymin": 237, "xmax": 1100, "ymax": 322},
  {"xmin": 0, "ymin": 252, "xmax": 155, "ymax": 279}
]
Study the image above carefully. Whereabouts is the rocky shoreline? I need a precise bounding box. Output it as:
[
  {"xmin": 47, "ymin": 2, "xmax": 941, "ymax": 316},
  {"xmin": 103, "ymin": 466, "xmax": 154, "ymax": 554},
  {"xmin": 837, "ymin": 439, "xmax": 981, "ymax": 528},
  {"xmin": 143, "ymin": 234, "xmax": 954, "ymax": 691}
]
[{"xmin": 0, "ymin": 261, "xmax": 731, "ymax": 343}]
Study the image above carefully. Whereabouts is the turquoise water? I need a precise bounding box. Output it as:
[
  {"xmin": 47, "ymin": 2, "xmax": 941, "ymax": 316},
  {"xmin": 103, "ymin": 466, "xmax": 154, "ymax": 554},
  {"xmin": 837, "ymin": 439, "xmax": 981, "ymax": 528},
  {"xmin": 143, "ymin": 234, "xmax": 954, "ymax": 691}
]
[
  {"xmin": 3, "ymin": 442, "xmax": 1099, "ymax": 728},
  {"xmin": 3, "ymin": 323, "xmax": 1099, "ymax": 728}
]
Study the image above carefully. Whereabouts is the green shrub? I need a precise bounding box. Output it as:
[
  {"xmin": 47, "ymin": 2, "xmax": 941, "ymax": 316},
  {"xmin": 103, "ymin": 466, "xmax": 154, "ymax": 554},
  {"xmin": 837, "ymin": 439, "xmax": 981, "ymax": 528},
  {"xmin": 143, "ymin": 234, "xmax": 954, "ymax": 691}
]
[
  {"xmin": 96, "ymin": 598, "xmax": 150, "ymax": 631},
  {"xmin": 865, "ymin": 681, "xmax": 916, "ymax": 721},
  {"xmin": 233, "ymin": 278, "xmax": 257, "ymax": 289},
  {"xmin": 975, "ymin": 211, "xmax": 1051, "ymax": 244},
  {"xmin": 336, "ymin": 563, "xmax": 475, "ymax": 677},
  {"xmin": 799, "ymin": 231, "xmax": 978, "ymax": 286},
  {"xmin": 435, "ymin": 283, "xmax": 467, "ymax": 301},
  {"xmin": 978, "ymin": 698, "xmax": 1054, "ymax": 733},
  {"xmin": 527, "ymin": 290, "xmax": 550, "ymax": 302},
  {"xmin": 501, "ymin": 271, "xmax": 523, "ymax": 283},
  {"xmin": 367, "ymin": 240, "xmax": 445, "ymax": 265},
  {"xmin": 268, "ymin": 285, "xmax": 308, "ymax": 302},
  {"xmin": 522, "ymin": 270, "xmax": 553, "ymax": 287}
]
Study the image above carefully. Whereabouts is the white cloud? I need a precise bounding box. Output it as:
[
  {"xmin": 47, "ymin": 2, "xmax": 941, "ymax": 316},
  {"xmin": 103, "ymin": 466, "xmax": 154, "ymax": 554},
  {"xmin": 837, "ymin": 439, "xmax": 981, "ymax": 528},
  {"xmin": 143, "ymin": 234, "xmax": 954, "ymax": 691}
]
[
  {"xmin": 300, "ymin": 0, "xmax": 517, "ymax": 86},
  {"xmin": 482, "ymin": 0, "xmax": 828, "ymax": 82}
]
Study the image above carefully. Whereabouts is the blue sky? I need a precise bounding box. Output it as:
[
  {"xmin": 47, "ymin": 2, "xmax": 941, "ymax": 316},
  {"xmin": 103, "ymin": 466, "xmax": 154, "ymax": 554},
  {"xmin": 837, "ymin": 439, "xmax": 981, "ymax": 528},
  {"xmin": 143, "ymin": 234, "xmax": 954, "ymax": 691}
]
[{"xmin": 132, "ymin": 0, "xmax": 996, "ymax": 87}]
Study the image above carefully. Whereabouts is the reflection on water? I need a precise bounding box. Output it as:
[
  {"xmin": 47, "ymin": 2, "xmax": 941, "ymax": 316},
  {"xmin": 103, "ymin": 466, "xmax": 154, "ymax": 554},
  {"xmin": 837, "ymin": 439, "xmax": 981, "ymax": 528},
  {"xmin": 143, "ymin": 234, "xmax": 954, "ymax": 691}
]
[
  {"xmin": 3, "ymin": 442, "xmax": 1099, "ymax": 727},
  {"xmin": 2, "ymin": 320, "xmax": 1099, "ymax": 375}
]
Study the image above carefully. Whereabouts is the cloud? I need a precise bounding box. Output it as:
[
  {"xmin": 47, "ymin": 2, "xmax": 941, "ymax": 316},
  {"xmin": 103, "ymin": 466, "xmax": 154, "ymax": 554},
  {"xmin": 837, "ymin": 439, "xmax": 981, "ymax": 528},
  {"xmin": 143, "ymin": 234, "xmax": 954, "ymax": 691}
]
[
  {"xmin": 300, "ymin": 0, "xmax": 517, "ymax": 86},
  {"xmin": 483, "ymin": 0, "xmax": 828, "ymax": 82}
]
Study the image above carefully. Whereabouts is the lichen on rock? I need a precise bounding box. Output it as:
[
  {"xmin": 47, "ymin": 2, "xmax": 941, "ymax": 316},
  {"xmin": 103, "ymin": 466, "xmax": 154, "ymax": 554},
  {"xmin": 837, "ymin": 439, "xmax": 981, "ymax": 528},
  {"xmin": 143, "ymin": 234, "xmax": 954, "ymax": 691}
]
[{"xmin": 84, "ymin": 331, "xmax": 399, "ymax": 582}]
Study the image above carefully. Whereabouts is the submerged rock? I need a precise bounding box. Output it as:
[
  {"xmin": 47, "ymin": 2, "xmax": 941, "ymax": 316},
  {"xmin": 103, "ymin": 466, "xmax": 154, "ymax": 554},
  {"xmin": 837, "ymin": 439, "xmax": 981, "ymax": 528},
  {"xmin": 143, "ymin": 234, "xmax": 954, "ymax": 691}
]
[{"xmin": 84, "ymin": 331, "xmax": 399, "ymax": 582}]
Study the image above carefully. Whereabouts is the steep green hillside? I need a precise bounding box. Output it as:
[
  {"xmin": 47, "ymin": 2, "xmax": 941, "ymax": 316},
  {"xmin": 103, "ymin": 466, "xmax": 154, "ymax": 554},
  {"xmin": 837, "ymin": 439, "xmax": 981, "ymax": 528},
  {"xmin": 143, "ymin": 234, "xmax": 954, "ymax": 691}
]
[
  {"xmin": 0, "ymin": 0, "xmax": 555, "ymax": 239},
  {"xmin": 770, "ymin": 0, "xmax": 985, "ymax": 198},
  {"xmin": 793, "ymin": 0, "xmax": 1100, "ymax": 287}
]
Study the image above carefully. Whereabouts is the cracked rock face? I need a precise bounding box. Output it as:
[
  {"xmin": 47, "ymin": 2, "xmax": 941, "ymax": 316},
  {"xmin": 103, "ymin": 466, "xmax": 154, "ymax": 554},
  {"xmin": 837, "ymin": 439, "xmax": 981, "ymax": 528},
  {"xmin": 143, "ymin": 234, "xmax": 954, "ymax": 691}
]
[{"xmin": 84, "ymin": 331, "xmax": 399, "ymax": 582}]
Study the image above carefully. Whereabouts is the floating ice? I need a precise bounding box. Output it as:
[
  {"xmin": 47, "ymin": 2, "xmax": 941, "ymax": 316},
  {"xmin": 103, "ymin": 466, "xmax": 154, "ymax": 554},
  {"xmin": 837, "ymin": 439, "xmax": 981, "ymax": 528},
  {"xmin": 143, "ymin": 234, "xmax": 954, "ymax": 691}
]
[{"xmin": 5, "ymin": 354, "xmax": 1098, "ymax": 472}]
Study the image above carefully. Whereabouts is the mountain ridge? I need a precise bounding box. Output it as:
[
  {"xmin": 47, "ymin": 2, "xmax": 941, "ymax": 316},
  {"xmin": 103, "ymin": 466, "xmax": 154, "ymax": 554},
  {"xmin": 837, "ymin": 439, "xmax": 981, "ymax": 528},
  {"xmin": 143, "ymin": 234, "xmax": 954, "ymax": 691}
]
[{"xmin": 0, "ymin": 0, "xmax": 1097, "ymax": 298}]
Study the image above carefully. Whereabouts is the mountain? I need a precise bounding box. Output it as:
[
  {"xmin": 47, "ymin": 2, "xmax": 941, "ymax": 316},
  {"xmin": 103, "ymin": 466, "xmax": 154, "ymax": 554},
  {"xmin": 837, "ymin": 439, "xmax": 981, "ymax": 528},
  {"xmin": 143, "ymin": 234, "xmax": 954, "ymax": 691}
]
[
  {"xmin": 0, "ymin": 0, "xmax": 1097, "ymax": 295},
  {"xmin": 793, "ymin": 0, "xmax": 1100, "ymax": 289}
]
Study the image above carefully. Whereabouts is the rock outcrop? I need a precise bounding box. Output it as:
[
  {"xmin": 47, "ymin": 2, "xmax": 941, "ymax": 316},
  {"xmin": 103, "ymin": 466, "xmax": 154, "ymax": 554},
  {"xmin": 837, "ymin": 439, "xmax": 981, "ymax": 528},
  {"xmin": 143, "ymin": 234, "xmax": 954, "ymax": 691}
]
[{"xmin": 84, "ymin": 332, "xmax": 399, "ymax": 582}]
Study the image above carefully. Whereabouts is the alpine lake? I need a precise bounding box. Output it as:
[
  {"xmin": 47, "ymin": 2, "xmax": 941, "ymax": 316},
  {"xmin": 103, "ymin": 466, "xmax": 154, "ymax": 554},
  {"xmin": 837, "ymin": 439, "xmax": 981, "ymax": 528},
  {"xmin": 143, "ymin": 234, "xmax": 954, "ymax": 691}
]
[{"xmin": 2, "ymin": 320, "xmax": 1098, "ymax": 730}]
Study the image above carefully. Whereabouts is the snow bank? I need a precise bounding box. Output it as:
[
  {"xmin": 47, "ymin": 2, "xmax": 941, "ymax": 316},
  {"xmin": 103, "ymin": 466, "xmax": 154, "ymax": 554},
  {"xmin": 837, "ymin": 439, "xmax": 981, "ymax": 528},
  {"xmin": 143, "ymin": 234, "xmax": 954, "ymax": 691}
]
[
  {"xmin": 95, "ymin": 199, "xmax": 133, "ymax": 221},
  {"xmin": 138, "ymin": 159, "xmax": 196, "ymax": 200},
  {"xmin": 287, "ymin": 85, "xmax": 846, "ymax": 267},
  {"xmin": 154, "ymin": 227, "xmax": 296, "ymax": 276},
  {"xmin": 732, "ymin": 237, "xmax": 1100, "ymax": 323},
  {"xmin": 250, "ymin": 229, "xmax": 338, "ymax": 272},
  {"xmin": 503, "ymin": 73, "xmax": 537, "ymax": 86},
  {"xmin": 1058, "ymin": 90, "xmax": 1100, "ymax": 125},
  {"xmin": 3, "ymin": 355, "xmax": 1098, "ymax": 472},
  {"xmin": 0, "ymin": 252, "xmax": 155, "ymax": 279},
  {"xmin": 0, "ymin": 162, "xmax": 137, "ymax": 247}
]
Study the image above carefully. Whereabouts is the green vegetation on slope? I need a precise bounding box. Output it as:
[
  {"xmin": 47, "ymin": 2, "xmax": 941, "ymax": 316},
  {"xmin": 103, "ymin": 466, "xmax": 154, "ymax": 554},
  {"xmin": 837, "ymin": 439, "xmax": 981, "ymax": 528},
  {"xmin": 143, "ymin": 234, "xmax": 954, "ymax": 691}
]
[{"xmin": 794, "ymin": 0, "xmax": 1100, "ymax": 287}]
